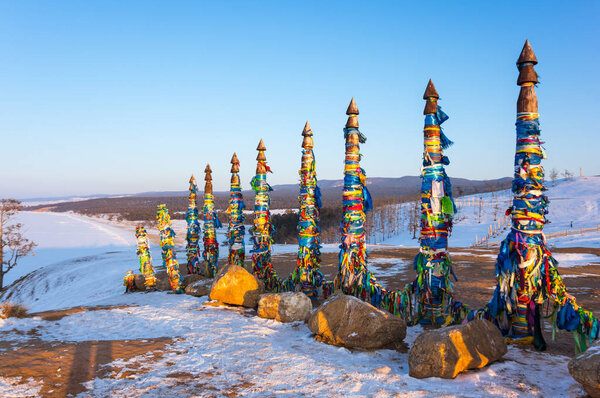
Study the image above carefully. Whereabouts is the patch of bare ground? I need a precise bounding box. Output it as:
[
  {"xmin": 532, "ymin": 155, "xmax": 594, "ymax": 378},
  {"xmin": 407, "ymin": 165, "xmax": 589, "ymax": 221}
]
[
  {"xmin": 28, "ymin": 206, "xmax": 56, "ymax": 213},
  {"xmin": 29, "ymin": 305, "xmax": 135, "ymax": 321},
  {"xmin": 266, "ymin": 245, "xmax": 600, "ymax": 358},
  {"xmin": 0, "ymin": 336, "xmax": 173, "ymax": 397}
]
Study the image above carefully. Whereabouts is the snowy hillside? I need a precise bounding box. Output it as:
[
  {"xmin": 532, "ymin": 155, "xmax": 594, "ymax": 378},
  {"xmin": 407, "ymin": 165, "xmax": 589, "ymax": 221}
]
[{"xmin": 379, "ymin": 176, "xmax": 600, "ymax": 248}]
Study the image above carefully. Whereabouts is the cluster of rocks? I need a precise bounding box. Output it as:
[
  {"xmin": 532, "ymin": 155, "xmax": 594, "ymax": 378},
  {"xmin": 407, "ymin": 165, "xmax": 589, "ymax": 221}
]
[
  {"xmin": 196, "ymin": 264, "xmax": 509, "ymax": 379},
  {"xmin": 126, "ymin": 264, "xmax": 599, "ymax": 392}
]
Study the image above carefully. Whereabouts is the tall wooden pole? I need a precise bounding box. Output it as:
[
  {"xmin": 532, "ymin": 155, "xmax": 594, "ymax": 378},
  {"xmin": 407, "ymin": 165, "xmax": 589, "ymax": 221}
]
[
  {"xmin": 136, "ymin": 225, "xmax": 157, "ymax": 290},
  {"xmin": 413, "ymin": 80, "xmax": 458, "ymax": 325},
  {"xmin": 478, "ymin": 41, "xmax": 598, "ymax": 352},
  {"xmin": 185, "ymin": 174, "xmax": 202, "ymax": 274},
  {"xmin": 251, "ymin": 139, "xmax": 284, "ymax": 291},
  {"xmin": 202, "ymin": 164, "xmax": 221, "ymax": 277},
  {"xmin": 338, "ymin": 98, "xmax": 374, "ymax": 300},
  {"xmin": 227, "ymin": 153, "xmax": 246, "ymax": 267},
  {"xmin": 157, "ymin": 204, "xmax": 184, "ymax": 293},
  {"xmin": 291, "ymin": 121, "xmax": 330, "ymax": 297}
]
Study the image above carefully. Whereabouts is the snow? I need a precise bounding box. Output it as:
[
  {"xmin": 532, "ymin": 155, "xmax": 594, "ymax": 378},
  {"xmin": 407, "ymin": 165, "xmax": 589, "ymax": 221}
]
[
  {"xmin": 0, "ymin": 377, "xmax": 42, "ymax": 397},
  {"xmin": 379, "ymin": 176, "xmax": 600, "ymax": 248},
  {"xmin": 368, "ymin": 257, "xmax": 411, "ymax": 278},
  {"xmin": 0, "ymin": 202, "xmax": 594, "ymax": 396},
  {"xmin": 5, "ymin": 212, "xmax": 134, "ymax": 287},
  {"xmin": 552, "ymin": 253, "xmax": 600, "ymax": 268},
  {"xmin": 0, "ymin": 294, "xmax": 583, "ymax": 397}
]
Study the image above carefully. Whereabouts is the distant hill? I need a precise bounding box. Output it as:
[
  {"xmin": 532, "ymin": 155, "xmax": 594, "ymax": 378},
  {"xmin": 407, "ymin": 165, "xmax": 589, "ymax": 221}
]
[
  {"xmin": 130, "ymin": 176, "xmax": 511, "ymax": 202},
  {"xmin": 25, "ymin": 176, "xmax": 512, "ymax": 222}
]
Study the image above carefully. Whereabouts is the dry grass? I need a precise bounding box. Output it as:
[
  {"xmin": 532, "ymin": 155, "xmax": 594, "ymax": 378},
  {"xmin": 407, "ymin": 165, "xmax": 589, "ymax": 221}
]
[{"xmin": 0, "ymin": 301, "xmax": 28, "ymax": 319}]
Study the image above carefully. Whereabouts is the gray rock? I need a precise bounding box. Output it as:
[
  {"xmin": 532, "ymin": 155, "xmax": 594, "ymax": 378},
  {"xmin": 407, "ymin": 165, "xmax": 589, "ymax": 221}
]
[
  {"xmin": 409, "ymin": 319, "xmax": 507, "ymax": 379},
  {"xmin": 258, "ymin": 292, "xmax": 312, "ymax": 323},
  {"xmin": 185, "ymin": 277, "xmax": 212, "ymax": 297},
  {"xmin": 307, "ymin": 294, "xmax": 406, "ymax": 350},
  {"xmin": 569, "ymin": 340, "xmax": 600, "ymax": 398}
]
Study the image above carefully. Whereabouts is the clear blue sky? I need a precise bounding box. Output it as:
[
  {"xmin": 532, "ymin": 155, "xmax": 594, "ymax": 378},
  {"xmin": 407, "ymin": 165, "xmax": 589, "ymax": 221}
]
[{"xmin": 1, "ymin": 1, "xmax": 598, "ymax": 199}]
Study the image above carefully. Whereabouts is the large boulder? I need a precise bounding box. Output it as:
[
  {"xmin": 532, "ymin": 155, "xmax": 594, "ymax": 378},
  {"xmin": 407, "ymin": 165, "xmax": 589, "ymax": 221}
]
[
  {"xmin": 307, "ymin": 294, "xmax": 406, "ymax": 350},
  {"xmin": 258, "ymin": 292, "xmax": 312, "ymax": 323},
  {"xmin": 569, "ymin": 341, "xmax": 600, "ymax": 397},
  {"xmin": 184, "ymin": 277, "xmax": 212, "ymax": 297},
  {"xmin": 209, "ymin": 264, "xmax": 265, "ymax": 308},
  {"xmin": 409, "ymin": 319, "xmax": 507, "ymax": 379}
]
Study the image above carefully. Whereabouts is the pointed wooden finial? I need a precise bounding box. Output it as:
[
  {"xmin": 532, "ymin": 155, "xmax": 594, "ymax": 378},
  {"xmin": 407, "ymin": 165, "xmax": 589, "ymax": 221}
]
[
  {"xmin": 346, "ymin": 97, "xmax": 359, "ymax": 115},
  {"xmin": 204, "ymin": 164, "xmax": 213, "ymax": 193},
  {"xmin": 517, "ymin": 41, "xmax": 539, "ymax": 113},
  {"xmin": 517, "ymin": 40, "xmax": 538, "ymax": 66},
  {"xmin": 302, "ymin": 121, "xmax": 312, "ymax": 136},
  {"xmin": 189, "ymin": 174, "xmax": 196, "ymax": 184},
  {"xmin": 345, "ymin": 98, "xmax": 359, "ymax": 128},
  {"xmin": 423, "ymin": 79, "xmax": 439, "ymax": 115},
  {"xmin": 517, "ymin": 40, "xmax": 538, "ymax": 85},
  {"xmin": 257, "ymin": 139, "xmax": 266, "ymax": 151},
  {"xmin": 423, "ymin": 79, "xmax": 439, "ymax": 99},
  {"xmin": 230, "ymin": 152, "xmax": 240, "ymax": 173}
]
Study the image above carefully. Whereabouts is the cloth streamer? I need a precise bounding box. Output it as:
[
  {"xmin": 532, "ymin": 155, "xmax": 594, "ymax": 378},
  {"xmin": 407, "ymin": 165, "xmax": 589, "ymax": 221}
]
[
  {"xmin": 202, "ymin": 165, "xmax": 222, "ymax": 278},
  {"xmin": 227, "ymin": 153, "xmax": 246, "ymax": 267},
  {"xmin": 287, "ymin": 122, "xmax": 333, "ymax": 298},
  {"xmin": 335, "ymin": 99, "xmax": 414, "ymax": 316},
  {"xmin": 469, "ymin": 41, "xmax": 598, "ymax": 353},
  {"xmin": 250, "ymin": 140, "xmax": 293, "ymax": 291},
  {"xmin": 157, "ymin": 204, "xmax": 185, "ymax": 293},
  {"xmin": 411, "ymin": 80, "xmax": 464, "ymax": 325},
  {"xmin": 123, "ymin": 270, "xmax": 135, "ymax": 293},
  {"xmin": 135, "ymin": 225, "xmax": 157, "ymax": 290},
  {"xmin": 185, "ymin": 175, "xmax": 202, "ymax": 274}
]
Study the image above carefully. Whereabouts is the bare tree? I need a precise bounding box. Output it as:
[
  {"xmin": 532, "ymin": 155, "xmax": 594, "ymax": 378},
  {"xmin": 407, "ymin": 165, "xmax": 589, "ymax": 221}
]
[
  {"xmin": 1, "ymin": 199, "xmax": 36, "ymax": 289},
  {"xmin": 562, "ymin": 169, "xmax": 574, "ymax": 181},
  {"xmin": 410, "ymin": 196, "xmax": 421, "ymax": 239},
  {"xmin": 549, "ymin": 168, "xmax": 559, "ymax": 187}
]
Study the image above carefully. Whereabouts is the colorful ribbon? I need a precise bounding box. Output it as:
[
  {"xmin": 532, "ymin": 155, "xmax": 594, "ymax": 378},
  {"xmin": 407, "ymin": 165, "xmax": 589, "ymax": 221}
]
[
  {"xmin": 185, "ymin": 178, "xmax": 202, "ymax": 274},
  {"xmin": 288, "ymin": 129, "xmax": 332, "ymax": 298},
  {"xmin": 413, "ymin": 105, "xmax": 461, "ymax": 325},
  {"xmin": 136, "ymin": 225, "xmax": 157, "ymax": 290},
  {"xmin": 250, "ymin": 156, "xmax": 293, "ymax": 291},
  {"xmin": 227, "ymin": 174, "xmax": 246, "ymax": 267},
  {"xmin": 202, "ymin": 192, "xmax": 221, "ymax": 277},
  {"xmin": 470, "ymin": 112, "xmax": 599, "ymax": 352},
  {"xmin": 157, "ymin": 204, "xmax": 185, "ymax": 293}
]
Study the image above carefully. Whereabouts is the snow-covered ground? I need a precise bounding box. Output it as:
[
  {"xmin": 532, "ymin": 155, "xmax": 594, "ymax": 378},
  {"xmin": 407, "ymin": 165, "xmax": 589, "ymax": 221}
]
[
  {"xmin": 0, "ymin": 293, "xmax": 583, "ymax": 397},
  {"xmin": 0, "ymin": 209, "xmax": 591, "ymax": 396},
  {"xmin": 379, "ymin": 176, "xmax": 600, "ymax": 248}
]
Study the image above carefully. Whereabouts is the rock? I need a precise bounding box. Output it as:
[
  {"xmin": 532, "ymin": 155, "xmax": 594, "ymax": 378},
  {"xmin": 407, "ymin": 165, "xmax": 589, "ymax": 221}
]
[
  {"xmin": 258, "ymin": 292, "xmax": 312, "ymax": 323},
  {"xmin": 133, "ymin": 275, "xmax": 146, "ymax": 291},
  {"xmin": 307, "ymin": 294, "xmax": 406, "ymax": 350},
  {"xmin": 133, "ymin": 272, "xmax": 171, "ymax": 291},
  {"xmin": 408, "ymin": 319, "xmax": 507, "ymax": 379},
  {"xmin": 155, "ymin": 271, "xmax": 171, "ymax": 291},
  {"xmin": 569, "ymin": 341, "xmax": 600, "ymax": 398},
  {"xmin": 209, "ymin": 264, "xmax": 265, "ymax": 308},
  {"xmin": 185, "ymin": 277, "xmax": 212, "ymax": 297}
]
